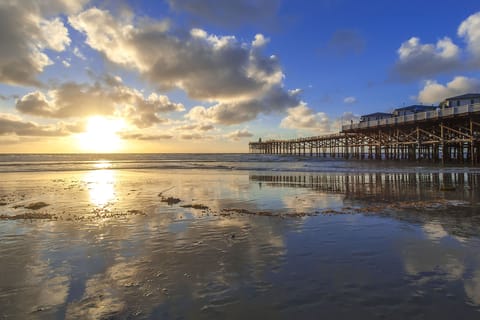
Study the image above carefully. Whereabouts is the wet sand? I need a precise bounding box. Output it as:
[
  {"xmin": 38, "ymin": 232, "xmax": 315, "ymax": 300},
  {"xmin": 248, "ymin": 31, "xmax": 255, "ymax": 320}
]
[{"xmin": 1, "ymin": 168, "xmax": 480, "ymax": 319}]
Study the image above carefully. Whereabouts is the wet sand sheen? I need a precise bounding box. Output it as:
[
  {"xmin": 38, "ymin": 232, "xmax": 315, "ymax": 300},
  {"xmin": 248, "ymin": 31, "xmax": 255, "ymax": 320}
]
[{"xmin": 0, "ymin": 168, "xmax": 480, "ymax": 319}]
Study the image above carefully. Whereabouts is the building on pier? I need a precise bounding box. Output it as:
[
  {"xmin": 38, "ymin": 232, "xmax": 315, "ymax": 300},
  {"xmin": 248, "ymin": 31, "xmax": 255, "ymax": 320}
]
[
  {"xmin": 392, "ymin": 105, "xmax": 437, "ymax": 117},
  {"xmin": 360, "ymin": 112, "xmax": 392, "ymax": 122},
  {"xmin": 440, "ymin": 93, "xmax": 480, "ymax": 108},
  {"xmin": 249, "ymin": 94, "xmax": 480, "ymax": 164}
]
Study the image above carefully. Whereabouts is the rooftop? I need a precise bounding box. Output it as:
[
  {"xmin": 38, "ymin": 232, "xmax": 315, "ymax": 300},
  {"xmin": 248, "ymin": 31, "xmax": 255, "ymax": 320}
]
[
  {"xmin": 394, "ymin": 104, "xmax": 437, "ymax": 112},
  {"xmin": 445, "ymin": 93, "xmax": 480, "ymax": 101},
  {"xmin": 360, "ymin": 112, "xmax": 392, "ymax": 117}
]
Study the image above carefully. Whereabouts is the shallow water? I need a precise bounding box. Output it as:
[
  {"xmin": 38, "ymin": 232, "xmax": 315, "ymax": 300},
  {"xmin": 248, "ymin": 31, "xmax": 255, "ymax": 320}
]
[{"xmin": 1, "ymin": 159, "xmax": 480, "ymax": 319}]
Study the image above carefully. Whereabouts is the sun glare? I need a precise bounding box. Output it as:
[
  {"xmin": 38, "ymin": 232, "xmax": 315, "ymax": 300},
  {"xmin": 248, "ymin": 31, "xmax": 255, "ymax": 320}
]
[{"xmin": 77, "ymin": 116, "xmax": 125, "ymax": 152}]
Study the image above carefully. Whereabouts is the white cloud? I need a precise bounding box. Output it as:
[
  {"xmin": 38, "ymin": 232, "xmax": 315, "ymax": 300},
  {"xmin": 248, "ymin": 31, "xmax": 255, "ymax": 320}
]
[
  {"xmin": 417, "ymin": 76, "xmax": 480, "ymax": 104},
  {"xmin": 73, "ymin": 46, "xmax": 86, "ymax": 60},
  {"xmin": 226, "ymin": 128, "xmax": 254, "ymax": 140},
  {"xmin": 394, "ymin": 37, "xmax": 461, "ymax": 80},
  {"xmin": 39, "ymin": 17, "xmax": 71, "ymax": 51},
  {"xmin": 280, "ymin": 104, "xmax": 331, "ymax": 132},
  {"xmin": 281, "ymin": 107, "xmax": 359, "ymax": 134},
  {"xmin": 69, "ymin": 8, "xmax": 299, "ymax": 125},
  {"xmin": 344, "ymin": 96, "xmax": 356, "ymax": 104},
  {"xmin": 252, "ymin": 34, "xmax": 269, "ymax": 48},
  {"xmin": 458, "ymin": 12, "xmax": 480, "ymax": 60}
]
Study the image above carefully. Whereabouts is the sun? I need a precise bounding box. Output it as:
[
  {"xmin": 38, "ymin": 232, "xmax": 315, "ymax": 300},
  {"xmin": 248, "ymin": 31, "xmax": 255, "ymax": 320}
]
[{"xmin": 77, "ymin": 116, "xmax": 125, "ymax": 152}]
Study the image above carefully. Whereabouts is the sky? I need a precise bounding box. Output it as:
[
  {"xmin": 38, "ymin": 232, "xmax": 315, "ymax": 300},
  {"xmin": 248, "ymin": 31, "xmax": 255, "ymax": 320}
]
[{"xmin": 1, "ymin": 0, "xmax": 480, "ymax": 153}]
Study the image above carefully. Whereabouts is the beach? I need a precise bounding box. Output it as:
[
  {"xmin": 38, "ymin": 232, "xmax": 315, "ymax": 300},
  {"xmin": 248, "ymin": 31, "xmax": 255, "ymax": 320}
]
[{"xmin": 1, "ymin": 154, "xmax": 480, "ymax": 319}]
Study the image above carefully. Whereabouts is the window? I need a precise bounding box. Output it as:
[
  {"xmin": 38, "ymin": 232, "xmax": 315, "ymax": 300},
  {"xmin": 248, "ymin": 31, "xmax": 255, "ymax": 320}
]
[
  {"xmin": 457, "ymin": 100, "xmax": 460, "ymax": 106},
  {"xmin": 471, "ymin": 99, "xmax": 474, "ymax": 104}
]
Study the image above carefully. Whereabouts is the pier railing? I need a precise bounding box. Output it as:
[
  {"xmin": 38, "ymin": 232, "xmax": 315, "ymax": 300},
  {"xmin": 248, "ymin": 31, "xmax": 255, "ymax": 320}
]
[{"xmin": 342, "ymin": 104, "xmax": 480, "ymax": 131}]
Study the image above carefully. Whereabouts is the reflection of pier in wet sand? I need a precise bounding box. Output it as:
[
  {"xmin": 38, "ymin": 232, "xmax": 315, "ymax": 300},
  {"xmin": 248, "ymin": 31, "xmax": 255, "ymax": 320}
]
[{"xmin": 250, "ymin": 172, "xmax": 480, "ymax": 203}]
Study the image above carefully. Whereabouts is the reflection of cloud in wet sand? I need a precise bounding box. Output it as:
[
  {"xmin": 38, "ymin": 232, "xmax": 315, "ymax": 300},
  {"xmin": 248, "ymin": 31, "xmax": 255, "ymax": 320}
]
[
  {"xmin": 66, "ymin": 262, "xmax": 141, "ymax": 319},
  {"xmin": 465, "ymin": 270, "xmax": 480, "ymax": 305},
  {"xmin": 402, "ymin": 224, "xmax": 480, "ymax": 307},
  {"xmin": 422, "ymin": 222, "xmax": 448, "ymax": 241}
]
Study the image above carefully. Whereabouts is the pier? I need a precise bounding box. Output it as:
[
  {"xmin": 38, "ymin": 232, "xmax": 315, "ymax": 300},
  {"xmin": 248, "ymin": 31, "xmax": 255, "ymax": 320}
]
[{"xmin": 249, "ymin": 103, "xmax": 480, "ymax": 164}]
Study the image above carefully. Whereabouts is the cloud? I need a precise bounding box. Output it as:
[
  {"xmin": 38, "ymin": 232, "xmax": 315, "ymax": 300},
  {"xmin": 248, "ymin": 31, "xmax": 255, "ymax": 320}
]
[
  {"xmin": 327, "ymin": 29, "xmax": 365, "ymax": 55},
  {"xmin": 343, "ymin": 96, "xmax": 356, "ymax": 104},
  {"xmin": 119, "ymin": 132, "xmax": 174, "ymax": 141},
  {"xmin": 175, "ymin": 123, "xmax": 215, "ymax": 132},
  {"xmin": 0, "ymin": 113, "xmax": 74, "ymax": 136},
  {"xmin": 69, "ymin": 8, "xmax": 299, "ymax": 125},
  {"xmin": 180, "ymin": 133, "xmax": 212, "ymax": 140},
  {"xmin": 417, "ymin": 76, "xmax": 480, "ymax": 104},
  {"xmin": 16, "ymin": 80, "xmax": 184, "ymax": 128},
  {"xmin": 280, "ymin": 104, "xmax": 331, "ymax": 132},
  {"xmin": 73, "ymin": 47, "xmax": 86, "ymax": 60},
  {"xmin": 281, "ymin": 107, "xmax": 359, "ymax": 134},
  {"xmin": 185, "ymin": 87, "xmax": 301, "ymax": 125},
  {"xmin": 0, "ymin": 1, "xmax": 73, "ymax": 86},
  {"xmin": 393, "ymin": 37, "xmax": 461, "ymax": 81},
  {"xmin": 38, "ymin": 0, "xmax": 90, "ymax": 16},
  {"xmin": 458, "ymin": 12, "xmax": 480, "ymax": 61},
  {"xmin": 167, "ymin": 0, "xmax": 281, "ymax": 29},
  {"xmin": 252, "ymin": 34, "xmax": 270, "ymax": 48},
  {"xmin": 226, "ymin": 128, "xmax": 254, "ymax": 140}
]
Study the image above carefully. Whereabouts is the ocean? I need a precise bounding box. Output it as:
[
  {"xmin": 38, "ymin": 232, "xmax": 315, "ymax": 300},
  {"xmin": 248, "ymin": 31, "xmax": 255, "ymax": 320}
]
[
  {"xmin": 0, "ymin": 153, "xmax": 479, "ymax": 319},
  {"xmin": 2, "ymin": 153, "xmax": 480, "ymax": 173}
]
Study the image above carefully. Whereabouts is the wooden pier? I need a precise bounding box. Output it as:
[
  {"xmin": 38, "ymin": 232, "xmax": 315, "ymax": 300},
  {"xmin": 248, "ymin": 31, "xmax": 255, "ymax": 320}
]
[{"xmin": 249, "ymin": 104, "xmax": 480, "ymax": 164}]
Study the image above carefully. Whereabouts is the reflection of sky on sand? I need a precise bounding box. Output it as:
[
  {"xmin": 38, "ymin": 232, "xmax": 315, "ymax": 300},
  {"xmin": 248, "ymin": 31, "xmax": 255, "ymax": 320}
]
[
  {"xmin": 1, "ymin": 169, "xmax": 480, "ymax": 318},
  {"xmin": 83, "ymin": 169, "xmax": 116, "ymax": 207},
  {"xmin": 402, "ymin": 223, "xmax": 480, "ymax": 307}
]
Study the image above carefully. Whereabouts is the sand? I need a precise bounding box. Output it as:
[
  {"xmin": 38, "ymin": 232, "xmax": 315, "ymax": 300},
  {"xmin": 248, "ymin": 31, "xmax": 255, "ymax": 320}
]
[{"xmin": 1, "ymin": 168, "xmax": 480, "ymax": 319}]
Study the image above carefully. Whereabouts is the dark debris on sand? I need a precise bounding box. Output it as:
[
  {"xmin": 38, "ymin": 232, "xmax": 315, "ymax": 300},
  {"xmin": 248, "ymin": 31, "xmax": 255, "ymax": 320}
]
[
  {"xmin": 24, "ymin": 202, "xmax": 50, "ymax": 210},
  {"xmin": 0, "ymin": 212, "xmax": 55, "ymax": 220},
  {"xmin": 181, "ymin": 204, "xmax": 209, "ymax": 210},
  {"xmin": 160, "ymin": 197, "xmax": 181, "ymax": 205}
]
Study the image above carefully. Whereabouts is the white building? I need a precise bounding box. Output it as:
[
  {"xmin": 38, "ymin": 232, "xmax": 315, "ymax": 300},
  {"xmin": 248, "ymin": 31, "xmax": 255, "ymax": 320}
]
[
  {"xmin": 392, "ymin": 105, "xmax": 437, "ymax": 117},
  {"xmin": 359, "ymin": 112, "xmax": 392, "ymax": 122},
  {"xmin": 440, "ymin": 93, "xmax": 480, "ymax": 108}
]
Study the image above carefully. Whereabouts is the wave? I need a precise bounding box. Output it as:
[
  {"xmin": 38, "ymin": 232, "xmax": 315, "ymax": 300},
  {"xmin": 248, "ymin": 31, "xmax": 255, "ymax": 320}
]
[{"xmin": 0, "ymin": 153, "xmax": 479, "ymax": 174}]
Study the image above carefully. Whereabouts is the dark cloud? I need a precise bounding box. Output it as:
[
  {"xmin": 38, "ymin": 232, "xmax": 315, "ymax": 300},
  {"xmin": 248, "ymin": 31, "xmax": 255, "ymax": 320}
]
[
  {"xmin": 167, "ymin": 0, "xmax": 281, "ymax": 29},
  {"xmin": 0, "ymin": 1, "xmax": 71, "ymax": 86},
  {"xmin": 16, "ymin": 80, "xmax": 184, "ymax": 128},
  {"xmin": 0, "ymin": 114, "xmax": 71, "ymax": 136},
  {"xmin": 226, "ymin": 129, "xmax": 253, "ymax": 140},
  {"xmin": 327, "ymin": 29, "xmax": 365, "ymax": 55},
  {"xmin": 186, "ymin": 87, "xmax": 300, "ymax": 125},
  {"xmin": 119, "ymin": 132, "xmax": 174, "ymax": 140},
  {"xmin": 180, "ymin": 133, "xmax": 212, "ymax": 140}
]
